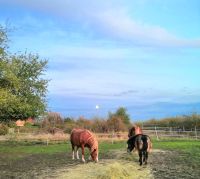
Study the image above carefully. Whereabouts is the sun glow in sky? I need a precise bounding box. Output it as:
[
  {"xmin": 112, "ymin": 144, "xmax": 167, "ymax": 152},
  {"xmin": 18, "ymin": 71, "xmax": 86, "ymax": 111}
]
[{"xmin": 0, "ymin": 0, "xmax": 200, "ymax": 120}]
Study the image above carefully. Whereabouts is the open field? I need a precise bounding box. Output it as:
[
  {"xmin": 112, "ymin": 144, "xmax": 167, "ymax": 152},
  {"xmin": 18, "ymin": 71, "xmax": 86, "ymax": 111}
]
[{"xmin": 0, "ymin": 139, "xmax": 200, "ymax": 179}]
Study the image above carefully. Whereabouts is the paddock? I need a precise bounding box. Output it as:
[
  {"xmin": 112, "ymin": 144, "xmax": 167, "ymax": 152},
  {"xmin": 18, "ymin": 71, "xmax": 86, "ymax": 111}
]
[{"xmin": 0, "ymin": 138, "xmax": 199, "ymax": 179}]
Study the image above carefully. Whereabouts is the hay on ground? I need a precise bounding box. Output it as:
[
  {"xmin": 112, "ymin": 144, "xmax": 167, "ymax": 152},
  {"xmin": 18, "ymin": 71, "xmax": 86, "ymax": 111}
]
[{"xmin": 56, "ymin": 160, "xmax": 154, "ymax": 179}]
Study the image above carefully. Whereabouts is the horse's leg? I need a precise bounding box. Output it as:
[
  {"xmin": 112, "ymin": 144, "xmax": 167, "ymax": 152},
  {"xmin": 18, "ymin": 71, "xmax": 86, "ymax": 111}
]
[
  {"xmin": 81, "ymin": 145, "xmax": 85, "ymax": 162},
  {"xmin": 72, "ymin": 144, "xmax": 75, "ymax": 160},
  {"xmin": 139, "ymin": 150, "xmax": 142, "ymax": 166},
  {"xmin": 145, "ymin": 151, "xmax": 148, "ymax": 165},
  {"xmin": 76, "ymin": 147, "xmax": 79, "ymax": 160},
  {"xmin": 143, "ymin": 151, "xmax": 145, "ymax": 163},
  {"xmin": 88, "ymin": 150, "xmax": 91, "ymax": 160}
]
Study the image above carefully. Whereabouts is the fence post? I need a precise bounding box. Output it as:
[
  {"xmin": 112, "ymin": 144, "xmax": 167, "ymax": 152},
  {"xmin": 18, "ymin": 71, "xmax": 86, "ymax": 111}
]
[
  {"xmin": 155, "ymin": 126, "xmax": 159, "ymax": 140},
  {"xmin": 112, "ymin": 131, "xmax": 114, "ymax": 144},
  {"xmin": 195, "ymin": 126, "xmax": 198, "ymax": 140},
  {"xmin": 46, "ymin": 134, "xmax": 49, "ymax": 146},
  {"xmin": 170, "ymin": 127, "xmax": 173, "ymax": 136}
]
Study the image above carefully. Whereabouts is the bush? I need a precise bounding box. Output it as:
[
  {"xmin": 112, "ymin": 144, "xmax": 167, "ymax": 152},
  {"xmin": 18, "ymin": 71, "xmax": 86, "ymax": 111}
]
[
  {"xmin": 0, "ymin": 124, "xmax": 8, "ymax": 135},
  {"xmin": 7, "ymin": 121, "xmax": 16, "ymax": 128},
  {"xmin": 107, "ymin": 116, "xmax": 127, "ymax": 132},
  {"xmin": 41, "ymin": 112, "xmax": 63, "ymax": 128}
]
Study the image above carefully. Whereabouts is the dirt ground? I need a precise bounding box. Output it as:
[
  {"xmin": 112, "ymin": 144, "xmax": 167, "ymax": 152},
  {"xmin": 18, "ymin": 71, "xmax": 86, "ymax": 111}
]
[
  {"xmin": 149, "ymin": 149, "xmax": 200, "ymax": 179},
  {"xmin": 0, "ymin": 149, "xmax": 199, "ymax": 179}
]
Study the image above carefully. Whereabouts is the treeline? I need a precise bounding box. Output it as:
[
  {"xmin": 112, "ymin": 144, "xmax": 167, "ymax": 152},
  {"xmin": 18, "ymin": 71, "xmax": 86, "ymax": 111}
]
[
  {"xmin": 136, "ymin": 113, "xmax": 200, "ymax": 130},
  {"xmin": 0, "ymin": 107, "xmax": 132, "ymax": 135},
  {"xmin": 42, "ymin": 107, "xmax": 132, "ymax": 134}
]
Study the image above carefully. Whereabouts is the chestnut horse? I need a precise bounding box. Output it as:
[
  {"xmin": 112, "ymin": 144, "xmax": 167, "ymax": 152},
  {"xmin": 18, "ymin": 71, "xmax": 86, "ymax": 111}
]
[
  {"xmin": 128, "ymin": 125, "xmax": 143, "ymax": 138},
  {"xmin": 70, "ymin": 128, "xmax": 98, "ymax": 162}
]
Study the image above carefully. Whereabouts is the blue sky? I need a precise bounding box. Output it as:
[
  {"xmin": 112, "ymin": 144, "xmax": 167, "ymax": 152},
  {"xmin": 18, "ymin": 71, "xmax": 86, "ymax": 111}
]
[{"xmin": 0, "ymin": 0, "xmax": 200, "ymax": 120}]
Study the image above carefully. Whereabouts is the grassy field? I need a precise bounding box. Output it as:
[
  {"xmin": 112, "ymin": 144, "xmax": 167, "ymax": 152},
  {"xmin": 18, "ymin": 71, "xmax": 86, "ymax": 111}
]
[{"xmin": 0, "ymin": 139, "xmax": 200, "ymax": 178}]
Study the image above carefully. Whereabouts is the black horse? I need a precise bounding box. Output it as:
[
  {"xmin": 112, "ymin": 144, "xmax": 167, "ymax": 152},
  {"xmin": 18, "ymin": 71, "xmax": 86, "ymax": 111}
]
[{"xmin": 127, "ymin": 134, "xmax": 152, "ymax": 166}]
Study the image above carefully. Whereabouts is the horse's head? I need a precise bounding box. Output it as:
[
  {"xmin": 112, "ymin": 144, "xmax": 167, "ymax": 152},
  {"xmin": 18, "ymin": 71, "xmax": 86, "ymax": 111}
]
[
  {"xmin": 127, "ymin": 137, "xmax": 135, "ymax": 153},
  {"xmin": 128, "ymin": 127, "xmax": 135, "ymax": 138},
  {"xmin": 128, "ymin": 125, "xmax": 143, "ymax": 138},
  {"xmin": 91, "ymin": 147, "xmax": 98, "ymax": 162},
  {"xmin": 135, "ymin": 126, "xmax": 142, "ymax": 135}
]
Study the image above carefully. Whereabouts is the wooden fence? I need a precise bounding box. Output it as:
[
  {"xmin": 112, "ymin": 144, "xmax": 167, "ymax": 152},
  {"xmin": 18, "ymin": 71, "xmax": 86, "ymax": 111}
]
[
  {"xmin": 0, "ymin": 126, "xmax": 199, "ymax": 144},
  {"xmin": 141, "ymin": 126, "xmax": 200, "ymax": 140},
  {"xmin": 96, "ymin": 126, "xmax": 200, "ymax": 141}
]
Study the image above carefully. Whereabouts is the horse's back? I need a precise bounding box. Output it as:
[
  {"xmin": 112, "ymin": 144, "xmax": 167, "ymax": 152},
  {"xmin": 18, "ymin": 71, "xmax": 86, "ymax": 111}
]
[
  {"xmin": 70, "ymin": 128, "xmax": 94, "ymax": 146},
  {"xmin": 70, "ymin": 128, "xmax": 84, "ymax": 146},
  {"xmin": 133, "ymin": 134, "xmax": 152, "ymax": 152}
]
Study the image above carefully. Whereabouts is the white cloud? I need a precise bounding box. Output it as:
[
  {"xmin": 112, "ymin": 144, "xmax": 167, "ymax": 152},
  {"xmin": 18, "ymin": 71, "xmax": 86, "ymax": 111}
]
[{"xmin": 2, "ymin": 0, "xmax": 200, "ymax": 48}]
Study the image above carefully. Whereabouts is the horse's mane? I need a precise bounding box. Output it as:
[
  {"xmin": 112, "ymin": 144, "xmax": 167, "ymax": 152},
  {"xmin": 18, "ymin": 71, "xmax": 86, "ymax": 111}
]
[
  {"xmin": 127, "ymin": 134, "xmax": 151, "ymax": 144},
  {"xmin": 127, "ymin": 134, "xmax": 139, "ymax": 143},
  {"xmin": 85, "ymin": 130, "xmax": 98, "ymax": 151}
]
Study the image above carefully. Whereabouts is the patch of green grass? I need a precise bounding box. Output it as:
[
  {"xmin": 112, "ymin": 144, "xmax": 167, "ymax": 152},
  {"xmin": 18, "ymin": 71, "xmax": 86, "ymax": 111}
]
[
  {"xmin": 0, "ymin": 140, "xmax": 126, "ymax": 156},
  {"xmin": 0, "ymin": 140, "xmax": 126, "ymax": 162},
  {"xmin": 152, "ymin": 139, "xmax": 200, "ymax": 166},
  {"xmin": 99, "ymin": 141, "xmax": 126, "ymax": 151},
  {"xmin": 0, "ymin": 141, "xmax": 71, "ymax": 155},
  {"xmin": 98, "ymin": 141, "xmax": 126, "ymax": 158},
  {"xmin": 153, "ymin": 139, "xmax": 200, "ymax": 151},
  {"xmin": 1, "ymin": 139, "xmax": 200, "ymax": 160}
]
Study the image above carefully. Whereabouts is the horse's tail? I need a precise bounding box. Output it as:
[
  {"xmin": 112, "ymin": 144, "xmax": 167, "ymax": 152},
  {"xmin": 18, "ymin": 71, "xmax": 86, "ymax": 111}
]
[
  {"xmin": 141, "ymin": 135, "xmax": 152, "ymax": 152},
  {"xmin": 147, "ymin": 135, "xmax": 152, "ymax": 152},
  {"xmin": 70, "ymin": 129, "xmax": 76, "ymax": 144},
  {"xmin": 141, "ymin": 135, "xmax": 148, "ymax": 151},
  {"xmin": 135, "ymin": 135, "xmax": 143, "ymax": 150}
]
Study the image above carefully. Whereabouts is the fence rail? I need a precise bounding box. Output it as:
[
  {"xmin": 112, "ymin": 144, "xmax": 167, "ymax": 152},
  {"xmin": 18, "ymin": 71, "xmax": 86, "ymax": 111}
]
[
  {"xmin": 0, "ymin": 126, "xmax": 199, "ymax": 143},
  {"xmin": 141, "ymin": 126, "xmax": 200, "ymax": 140},
  {"xmin": 96, "ymin": 126, "xmax": 200, "ymax": 140}
]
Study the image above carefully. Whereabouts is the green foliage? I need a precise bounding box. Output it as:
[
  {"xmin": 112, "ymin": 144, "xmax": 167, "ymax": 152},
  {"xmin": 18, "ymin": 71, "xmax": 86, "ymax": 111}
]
[
  {"xmin": 63, "ymin": 117, "xmax": 78, "ymax": 133},
  {"xmin": 107, "ymin": 116, "xmax": 126, "ymax": 132},
  {"xmin": 141, "ymin": 113, "xmax": 200, "ymax": 130},
  {"xmin": 0, "ymin": 123, "xmax": 8, "ymax": 135},
  {"xmin": 76, "ymin": 117, "xmax": 92, "ymax": 129},
  {"xmin": 0, "ymin": 25, "xmax": 48, "ymax": 122},
  {"xmin": 24, "ymin": 122, "xmax": 34, "ymax": 128},
  {"xmin": 7, "ymin": 120, "xmax": 16, "ymax": 128},
  {"xmin": 40, "ymin": 112, "xmax": 64, "ymax": 134},
  {"xmin": 64, "ymin": 117, "xmax": 74, "ymax": 123},
  {"xmin": 91, "ymin": 118, "xmax": 108, "ymax": 133},
  {"xmin": 0, "ymin": 25, "xmax": 8, "ymax": 57},
  {"xmin": 62, "ymin": 115, "xmax": 128, "ymax": 133},
  {"xmin": 109, "ymin": 107, "xmax": 131, "ymax": 125}
]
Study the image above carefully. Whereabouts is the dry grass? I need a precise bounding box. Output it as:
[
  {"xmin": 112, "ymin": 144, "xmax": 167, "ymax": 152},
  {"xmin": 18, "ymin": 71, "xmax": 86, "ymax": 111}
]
[
  {"xmin": 0, "ymin": 132, "xmax": 128, "ymax": 143},
  {"xmin": 0, "ymin": 133, "xmax": 69, "ymax": 143},
  {"xmin": 53, "ymin": 159, "xmax": 153, "ymax": 179},
  {"xmin": 42, "ymin": 150, "xmax": 154, "ymax": 179}
]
